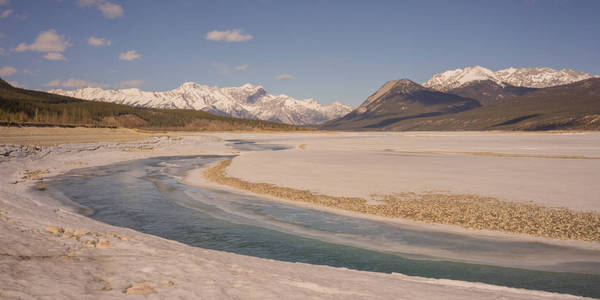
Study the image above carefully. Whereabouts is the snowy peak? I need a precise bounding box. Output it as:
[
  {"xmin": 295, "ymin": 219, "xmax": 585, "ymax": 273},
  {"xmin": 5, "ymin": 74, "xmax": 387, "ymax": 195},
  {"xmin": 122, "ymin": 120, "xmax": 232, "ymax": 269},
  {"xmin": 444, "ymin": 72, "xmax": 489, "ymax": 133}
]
[
  {"xmin": 495, "ymin": 67, "xmax": 597, "ymax": 88},
  {"xmin": 48, "ymin": 83, "xmax": 353, "ymax": 126},
  {"xmin": 423, "ymin": 66, "xmax": 502, "ymax": 91},
  {"xmin": 423, "ymin": 66, "xmax": 598, "ymax": 91},
  {"xmin": 178, "ymin": 82, "xmax": 205, "ymax": 89}
]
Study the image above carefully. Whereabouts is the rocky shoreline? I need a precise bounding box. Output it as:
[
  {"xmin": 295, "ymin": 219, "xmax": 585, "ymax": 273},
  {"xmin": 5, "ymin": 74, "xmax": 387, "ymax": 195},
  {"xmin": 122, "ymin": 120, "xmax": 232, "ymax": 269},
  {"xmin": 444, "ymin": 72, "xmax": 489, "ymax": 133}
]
[{"xmin": 204, "ymin": 159, "xmax": 600, "ymax": 242}]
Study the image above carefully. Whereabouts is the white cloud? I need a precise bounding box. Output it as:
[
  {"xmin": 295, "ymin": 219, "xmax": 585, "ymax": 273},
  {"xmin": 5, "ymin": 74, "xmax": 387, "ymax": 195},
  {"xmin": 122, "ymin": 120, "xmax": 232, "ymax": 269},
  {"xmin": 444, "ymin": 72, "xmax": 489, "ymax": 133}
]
[
  {"xmin": 234, "ymin": 64, "xmax": 249, "ymax": 71},
  {"xmin": 45, "ymin": 78, "xmax": 108, "ymax": 89},
  {"xmin": 119, "ymin": 50, "xmax": 140, "ymax": 61},
  {"xmin": 77, "ymin": 0, "xmax": 123, "ymax": 19},
  {"xmin": 43, "ymin": 52, "xmax": 67, "ymax": 61},
  {"xmin": 0, "ymin": 66, "xmax": 17, "ymax": 76},
  {"xmin": 14, "ymin": 29, "xmax": 70, "ymax": 53},
  {"xmin": 88, "ymin": 36, "xmax": 111, "ymax": 46},
  {"xmin": 8, "ymin": 81, "xmax": 23, "ymax": 88},
  {"xmin": 77, "ymin": 0, "xmax": 102, "ymax": 7},
  {"xmin": 205, "ymin": 29, "xmax": 253, "ymax": 42},
  {"xmin": 119, "ymin": 79, "xmax": 144, "ymax": 88},
  {"xmin": 276, "ymin": 74, "xmax": 294, "ymax": 80},
  {"xmin": 98, "ymin": 2, "xmax": 123, "ymax": 19},
  {"xmin": 0, "ymin": 9, "xmax": 13, "ymax": 18},
  {"xmin": 44, "ymin": 79, "xmax": 61, "ymax": 87},
  {"xmin": 0, "ymin": 0, "xmax": 9, "ymax": 6}
]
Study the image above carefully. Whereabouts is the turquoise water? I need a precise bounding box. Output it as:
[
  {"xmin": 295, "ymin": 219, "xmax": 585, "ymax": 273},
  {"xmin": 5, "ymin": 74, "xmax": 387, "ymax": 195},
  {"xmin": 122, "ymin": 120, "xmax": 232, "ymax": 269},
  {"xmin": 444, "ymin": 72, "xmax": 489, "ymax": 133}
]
[{"xmin": 48, "ymin": 154, "xmax": 600, "ymax": 298}]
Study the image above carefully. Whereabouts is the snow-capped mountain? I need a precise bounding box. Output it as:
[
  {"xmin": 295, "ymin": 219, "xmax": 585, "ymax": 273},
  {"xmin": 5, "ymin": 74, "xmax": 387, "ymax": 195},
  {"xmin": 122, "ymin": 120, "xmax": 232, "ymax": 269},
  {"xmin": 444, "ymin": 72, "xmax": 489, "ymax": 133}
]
[
  {"xmin": 495, "ymin": 67, "xmax": 596, "ymax": 88},
  {"xmin": 423, "ymin": 66, "xmax": 502, "ymax": 91},
  {"xmin": 423, "ymin": 66, "xmax": 597, "ymax": 91},
  {"xmin": 49, "ymin": 82, "xmax": 353, "ymax": 125}
]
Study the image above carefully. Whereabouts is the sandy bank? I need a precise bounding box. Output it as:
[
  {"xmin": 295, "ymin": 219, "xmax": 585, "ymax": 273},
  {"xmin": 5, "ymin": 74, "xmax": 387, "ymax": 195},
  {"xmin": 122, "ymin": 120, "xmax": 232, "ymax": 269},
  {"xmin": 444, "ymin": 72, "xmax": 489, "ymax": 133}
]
[
  {"xmin": 223, "ymin": 132, "xmax": 600, "ymax": 212},
  {"xmin": 2, "ymin": 132, "xmax": 588, "ymax": 299},
  {"xmin": 202, "ymin": 158, "xmax": 600, "ymax": 242}
]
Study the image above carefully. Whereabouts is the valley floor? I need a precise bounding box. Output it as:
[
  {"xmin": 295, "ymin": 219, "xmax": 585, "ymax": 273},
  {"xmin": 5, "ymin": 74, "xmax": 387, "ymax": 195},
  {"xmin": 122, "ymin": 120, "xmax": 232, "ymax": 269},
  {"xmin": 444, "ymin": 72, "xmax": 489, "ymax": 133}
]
[
  {"xmin": 0, "ymin": 128, "xmax": 597, "ymax": 299},
  {"xmin": 219, "ymin": 131, "xmax": 600, "ymax": 212}
]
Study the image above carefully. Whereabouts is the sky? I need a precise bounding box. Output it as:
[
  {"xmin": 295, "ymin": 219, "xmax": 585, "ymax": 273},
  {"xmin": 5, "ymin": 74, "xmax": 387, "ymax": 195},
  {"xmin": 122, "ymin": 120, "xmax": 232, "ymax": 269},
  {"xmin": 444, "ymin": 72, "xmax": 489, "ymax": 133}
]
[{"xmin": 1, "ymin": 0, "xmax": 599, "ymax": 106}]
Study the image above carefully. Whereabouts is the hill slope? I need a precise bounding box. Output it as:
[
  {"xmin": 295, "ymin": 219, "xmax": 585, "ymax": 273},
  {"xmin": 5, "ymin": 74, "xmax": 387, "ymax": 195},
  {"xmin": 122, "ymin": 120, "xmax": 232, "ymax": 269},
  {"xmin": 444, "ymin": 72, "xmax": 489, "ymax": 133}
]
[
  {"xmin": 446, "ymin": 80, "xmax": 536, "ymax": 106},
  {"xmin": 0, "ymin": 79, "xmax": 309, "ymax": 131},
  {"xmin": 418, "ymin": 78, "xmax": 600, "ymax": 131},
  {"xmin": 321, "ymin": 79, "xmax": 481, "ymax": 130},
  {"xmin": 322, "ymin": 78, "xmax": 600, "ymax": 131},
  {"xmin": 328, "ymin": 78, "xmax": 600, "ymax": 131},
  {"xmin": 49, "ymin": 82, "xmax": 353, "ymax": 125}
]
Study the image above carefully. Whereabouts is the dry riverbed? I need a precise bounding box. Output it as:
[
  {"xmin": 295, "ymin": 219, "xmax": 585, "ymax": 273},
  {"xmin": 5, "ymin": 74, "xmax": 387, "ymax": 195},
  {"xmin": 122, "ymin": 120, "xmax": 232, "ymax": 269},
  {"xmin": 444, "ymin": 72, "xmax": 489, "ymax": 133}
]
[
  {"xmin": 204, "ymin": 159, "xmax": 600, "ymax": 242},
  {"xmin": 1, "ymin": 128, "xmax": 598, "ymax": 299}
]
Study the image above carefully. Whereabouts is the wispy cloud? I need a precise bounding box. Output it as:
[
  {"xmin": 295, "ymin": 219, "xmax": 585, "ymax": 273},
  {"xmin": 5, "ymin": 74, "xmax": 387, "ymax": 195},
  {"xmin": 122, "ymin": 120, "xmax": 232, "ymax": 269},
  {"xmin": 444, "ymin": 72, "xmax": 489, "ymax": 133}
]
[
  {"xmin": 205, "ymin": 29, "xmax": 253, "ymax": 42},
  {"xmin": 77, "ymin": 0, "xmax": 123, "ymax": 19},
  {"xmin": 0, "ymin": 66, "xmax": 17, "ymax": 76},
  {"xmin": 23, "ymin": 69, "xmax": 37, "ymax": 75},
  {"xmin": 119, "ymin": 50, "xmax": 140, "ymax": 61},
  {"xmin": 276, "ymin": 74, "xmax": 294, "ymax": 80},
  {"xmin": 0, "ymin": 9, "xmax": 12, "ymax": 18},
  {"xmin": 234, "ymin": 64, "xmax": 249, "ymax": 71},
  {"xmin": 119, "ymin": 79, "xmax": 144, "ymax": 88},
  {"xmin": 77, "ymin": 0, "xmax": 103, "ymax": 7},
  {"xmin": 212, "ymin": 62, "xmax": 230, "ymax": 75},
  {"xmin": 98, "ymin": 2, "xmax": 123, "ymax": 18},
  {"xmin": 45, "ymin": 78, "xmax": 108, "ymax": 89},
  {"xmin": 14, "ymin": 29, "xmax": 70, "ymax": 53},
  {"xmin": 88, "ymin": 36, "xmax": 112, "ymax": 46},
  {"xmin": 44, "ymin": 79, "xmax": 61, "ymax": 87},
  {"xmin": 43, "ymin": 52, "xmax": 67, "ymax": 61}
]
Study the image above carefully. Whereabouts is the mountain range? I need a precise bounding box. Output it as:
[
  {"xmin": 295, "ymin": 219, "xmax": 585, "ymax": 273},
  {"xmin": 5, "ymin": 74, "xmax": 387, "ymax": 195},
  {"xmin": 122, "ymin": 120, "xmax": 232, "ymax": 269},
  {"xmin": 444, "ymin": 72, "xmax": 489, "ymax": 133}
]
[
  {"xmin": 44, "ymin": 65, "xmax": 600, "ymax": 130},
  {"xmin": 322, "ymin": 66, "xmax": 600, "ymax": 131},
  {"xmin": 0, "ymin": 79, "xmax": 305, "ymax": 131},
  {"xmin": 423, "ymin": 65, "xmax": 597, "ymax": 91},
  {"xmin": 49, "ymin": 83, "xmax": 353, "ymax": 126}
]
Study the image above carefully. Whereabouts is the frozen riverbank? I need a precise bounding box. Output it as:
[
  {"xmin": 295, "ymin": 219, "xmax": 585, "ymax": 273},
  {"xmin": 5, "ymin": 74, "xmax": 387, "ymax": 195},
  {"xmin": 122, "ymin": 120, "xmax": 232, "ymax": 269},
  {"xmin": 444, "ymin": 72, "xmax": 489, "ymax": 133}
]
[
  {"xmin": 0, "ymin": 129, "xmax": 597, "ymax": 299},
  {"xmin": 224, "ymin": 132, "xmax": 600, "ymax": 212}
]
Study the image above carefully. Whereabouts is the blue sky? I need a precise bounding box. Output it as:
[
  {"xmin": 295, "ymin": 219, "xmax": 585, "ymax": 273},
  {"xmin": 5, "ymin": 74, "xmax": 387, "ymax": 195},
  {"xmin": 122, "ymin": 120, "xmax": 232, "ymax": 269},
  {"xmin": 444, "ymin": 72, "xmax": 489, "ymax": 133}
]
[{"xmin": 1, "ymin": 0, "xmax": 599, "ymax": 106}]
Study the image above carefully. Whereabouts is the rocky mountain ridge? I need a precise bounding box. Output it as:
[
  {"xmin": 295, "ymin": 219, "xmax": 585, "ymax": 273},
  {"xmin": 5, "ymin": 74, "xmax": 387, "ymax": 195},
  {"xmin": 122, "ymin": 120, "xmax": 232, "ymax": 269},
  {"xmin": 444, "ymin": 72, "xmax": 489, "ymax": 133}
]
[
  {"xmin": 423, "ymin": 66, "xmax": 597, "ymax": 91},
  {"xmin": 49, "ymin": 83, "xmax": 353, "ymax": 125}
]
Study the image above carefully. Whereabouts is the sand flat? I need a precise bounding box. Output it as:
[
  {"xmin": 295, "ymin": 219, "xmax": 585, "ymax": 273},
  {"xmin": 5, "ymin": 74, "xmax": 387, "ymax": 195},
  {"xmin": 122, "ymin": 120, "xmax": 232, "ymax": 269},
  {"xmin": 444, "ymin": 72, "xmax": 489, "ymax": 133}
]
[
  {"xmin": 224, "ymin": 132, "xmax": 600, "ymax": 212},
  {"xmin": 0, "ymin": 129, "xmax": 597, "ymax": 299}
]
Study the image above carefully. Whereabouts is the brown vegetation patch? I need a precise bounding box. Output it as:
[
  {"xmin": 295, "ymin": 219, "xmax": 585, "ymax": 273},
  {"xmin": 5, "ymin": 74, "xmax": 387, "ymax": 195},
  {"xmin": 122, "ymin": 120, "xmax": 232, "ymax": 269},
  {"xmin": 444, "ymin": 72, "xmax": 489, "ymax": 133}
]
[
  {"xmin": 124, "ymin": 284, "xmax": 157, "ymax": 295},
  {"xmin": 45, "ymin": 225, "xmax": 133, "ymax": 249},
  {"xmin": 35, "ymin": 182, "xmax": 48, "ymax": 191},
  {"xmin": 23, "ymin": 169, "xmax": 49, "ymax": 180},
  {"xmin": 107, "ymin": 114, "xmax": 149, "ymax": 128},
  {"xmin": 121, "ymin": 147, "xmax": 154, "ymax": 152},
  {"xmin": 204, "ymin": 159, "xmax": 600, "ymax": 242}
]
